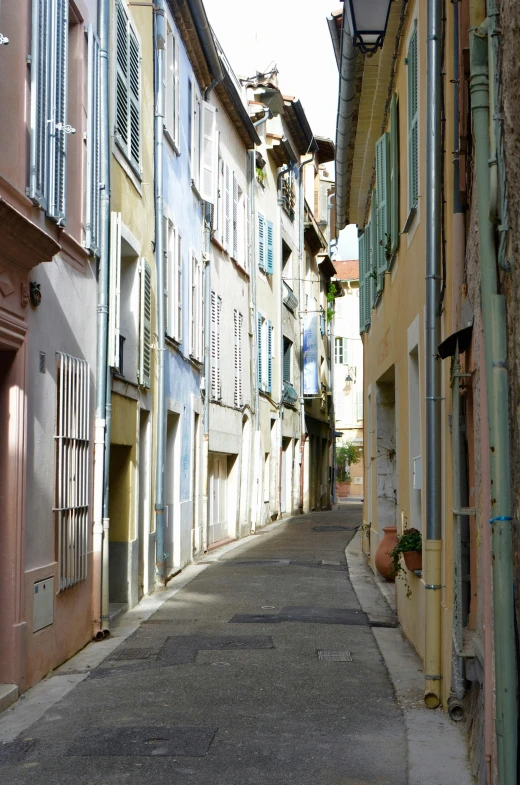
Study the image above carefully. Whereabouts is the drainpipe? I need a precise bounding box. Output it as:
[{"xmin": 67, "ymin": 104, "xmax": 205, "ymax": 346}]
[
  {"xmin": 328, "ymin": 192, "xmax": 336, "ymax": 504},
  {"xmin": 423, "ymin": 0, "xmax": 443, "ymax": 709},
  {"xmin": 93, "ymin": 0, "xmax": 111, "ymax": 641},
  {"xmin": 101, "ymin": 361, "xmax": 112, "ymax": 635},
  {"xmin": 277, "ymin": 163, "xmax": 292, "ymax": 518},
  {"xmin": 153, "ymin": 0, "xmax": 166, "ymax": 587},
  {"xmin": 470, "ymin": 16, "xmax": 517, "ymax": 783}
]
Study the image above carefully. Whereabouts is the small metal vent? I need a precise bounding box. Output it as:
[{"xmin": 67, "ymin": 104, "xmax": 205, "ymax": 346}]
[
  {"xmin": 317, "ymin": 650, "xmax": 353, "ymax": 662},
  {"xmin": 39, "ymin": 351, "xmax": 46, "ymax": 373}
]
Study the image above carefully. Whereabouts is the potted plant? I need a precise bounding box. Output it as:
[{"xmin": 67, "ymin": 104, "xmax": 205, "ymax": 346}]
[
  {"xmin": 336, "ymin": 442, "xmax": 362, "ymax": 498},
  {"xmin": 389, "ymin": 527, "xmax": 422, "ymax": 598}
]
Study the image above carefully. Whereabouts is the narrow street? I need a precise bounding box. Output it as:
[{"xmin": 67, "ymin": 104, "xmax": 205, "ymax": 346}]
[{"xmin": 0, "ymin": 505, "xmax": 408, "ymax": 784}]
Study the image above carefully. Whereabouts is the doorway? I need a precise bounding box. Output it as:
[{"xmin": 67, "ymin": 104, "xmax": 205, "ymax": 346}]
[
  {"xmin": 165, "ymin": 411, "xmax": 180, "ymax": 572},
  {"xmin": 376, "ymin": 369, "xmax": 397, "ymax": 530},
  {"xmin": 208, "ymin": 453, "xmax": 228, "ymax": 545},
  {"xmin": 138, "ymin": 410, "xmax": 151, "ymax": 600}
]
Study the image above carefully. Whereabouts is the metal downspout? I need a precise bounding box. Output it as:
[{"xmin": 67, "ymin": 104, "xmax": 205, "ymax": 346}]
[
  {"xmin": 101, "ymin": 361, "xmax": 112, "ymax": 635},
  {"xmin": 328, "ymin": 193, "xmax": 336, "ymax": 504},
  {"xmin": 424, "ymin": 0, "xmax": 443, "ymax": 709},
  {"xmin": 469, "ymin": 19, "xmax": 517, "ymax": 784},
  {"xmin": 93, "ymin": 0, "xmax": 111, "ymax": 640},
  {"xmin": 335, "ymin": 9, "xmax": 358, "ymax": 232},
  {"xmin": 153, "ymin": 0, "xmax": 166, "ymax": 587}
]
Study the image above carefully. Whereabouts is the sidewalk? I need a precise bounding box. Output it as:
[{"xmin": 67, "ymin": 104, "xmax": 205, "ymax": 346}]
[{"xmin": 0, "ymin": 506, "xmax": 469, "ymax": 784}]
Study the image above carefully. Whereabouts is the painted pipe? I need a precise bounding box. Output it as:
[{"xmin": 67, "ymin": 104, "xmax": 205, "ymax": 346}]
[
  {"xmin": 92, "ymin": 0, "xmax": 111, "ymax": 640},
  {"xmin": 101, "ymin": 359, "xmax": 112, "ymax": 636},
  {"xmin": 335, "ymin": 4, "xmax": 359, "ymax": 231},
  {"xmin": 424, "ymin": 0, "xmax": 443, "ymax": 708},
  {"xmin": 153, "ymin": 0, "xmax": 166, "ymax": 587},
  {"xmin": 469, "ymin": 20, "xmax": 517, "ymax": 784},
  {"xmin": 450, "ymin": 345, "xmax": 465, "ymax": 701}
]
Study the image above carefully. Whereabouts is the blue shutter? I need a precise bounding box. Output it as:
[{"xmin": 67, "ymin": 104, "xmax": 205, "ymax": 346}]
[
  {"xmin": 266, "ymin": 220, "xmax": 274, "ymax": 274},
  {"xmin": 86, "ymin": 24, "xmax": 101, "ymax": 255},
  {"xmin": 267, "ymin": 320, "xmax": 273, "ymax": 393},
  {"xmin": 258, "ymin": 213, "xmax": 265, "ymax": 270},
  {"xmin": 29, "ymin": 0, "xmax": 51, "ymax": 209},
  {"xmin": 257, "ymin": 313, "xmax": 263, "ymax": 387}
]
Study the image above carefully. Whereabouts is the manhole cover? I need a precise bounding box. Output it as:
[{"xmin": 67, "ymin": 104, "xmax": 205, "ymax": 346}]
[
  {"xmin": 261, "ymin": 605, "xmax": 276, "ymax": 610},
  {"xmin": 312, "ymin": 525, "xmax": 350, "ymax": 532},
  {"xmin": 211, "ymin": 662, "xmax": 230, "ymax": 668},
  {"xmin": 317, "ymin": 650, "xmax": 353, "ymax": 662},
  {"xmin": 67, "ymin": 726, "xmax": 218, "ymax": 758}
]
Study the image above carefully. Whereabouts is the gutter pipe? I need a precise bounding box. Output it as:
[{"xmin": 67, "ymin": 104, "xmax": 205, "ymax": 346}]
[
  {"xmin": 186, "ymin": 0, "xmax": 223, "ymax": 84},
  {"xmin": 153, "ymin": 0, "xmax": 166, "ymax": 587},
  {"xmin": 469, "ymin": 14, "xmax": 517, "ymax": 783},
  {"xmin": 335, "ymin": 8, "xmax": 358, "ymax": 232},
  {"xmin": 423, "ymin": 0, "xmax": 443, "ymax": 709},
  {"xmin": 93, "ymin": 0, "xmax": 111, "ymax": 640}
]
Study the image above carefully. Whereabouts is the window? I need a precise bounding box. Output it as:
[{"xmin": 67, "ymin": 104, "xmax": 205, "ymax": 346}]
[
  {"xmin": 55, "ymin": 352, "xmax": 90, "ymax": 590},
  {"xmin": 29, "ymin": 0, "xmax": 74, "ymax": 223},
  {"xmin": 335, "ymin": 337, "xmax": 346, "ymax": 365},
  {"xmin": 257, "ymin": 313, "xmax": 273, "ymax": 394},
  {"xmin": 210, "ymin": 291, "xmax": 222, "ymax": 400},
  {"xmin": 375, "ymin": 132, "xmax": 390, "ymax": 293},
  {"xmin": 164, "ymin": 15, "xmax": 180, "ymax": 149},
  {"xmin": 407, "ymin": 20, "xmax": 418, "ymax": 212},
  {"xmin": 281, "ymin": 169, "xmax": 296, "ymax": 221},
  {"xmin": 115, "ymin": 0, "xmax": 141, "ymax": 172},
  {"xmin": 165, "ymin": 216, "xmax": 182, "ymax": 343},
  {"xmin": 234, "ymin": 310, "xmax": 243, "ymax": 407},
  {"xmin": 283, "ymin": 337, "xmax": 292, "ymax": 384},
  {"xmin": 257, "ymin": 212, "xmax": 274, "ymax": 273},
  {"xmin": 190, "ymin": 252, "xmax": 204, "ymax": 362},
  {"xmin": 189, "ymin": 76, "xmax": 201, "ymax": 190},
  {"xmin": 357, "ymin": 390, "xmax": 364, "ymax": 422},
  {"xmin": 200, "ymin": 100, "xmax": 216, "ymax": 203}
]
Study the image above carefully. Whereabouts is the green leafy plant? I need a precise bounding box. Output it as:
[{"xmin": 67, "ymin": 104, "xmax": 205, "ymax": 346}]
[
  {"xmin": 389, "ymin": 527, "xmax": 422, "ymax": 599},
  {"xmin": 256, "ymin": 167, "xmax": 266, "ymax": 184},
  {"xmin": 336, "ymin": 442, "xmax": 362, "ymax": 482},
  {"xmin": 326, "ymin": 283, "xmax": 337, "ymax": 321}
]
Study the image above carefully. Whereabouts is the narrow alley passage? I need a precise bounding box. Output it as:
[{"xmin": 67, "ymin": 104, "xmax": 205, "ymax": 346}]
[{"xmin": 0, "ymin": 505, "xmax": 407, "ymax": 785}]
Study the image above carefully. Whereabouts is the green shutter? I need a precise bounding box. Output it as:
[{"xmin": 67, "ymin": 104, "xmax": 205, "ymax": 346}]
[
  {"xmin": 407, "ymin": 23, "xmax": 418, "ymax": 211},
  {"xmin": 365, "ymin": 220, "xmax": 373, "ymax": 329},
  {"xmin": 375, "ymin": 133, "xmax": 390, "ymax": 292},
  {"xmin": 370, "ymin": 197, "xmax": 377, "ymax": 310},
  {"xmin": 359, "ymin": 232, "xmax": 366, "ymax": 333},
  {"xmin": 390, "ymin": 93, "xmax": 399, "ymax": 253}
]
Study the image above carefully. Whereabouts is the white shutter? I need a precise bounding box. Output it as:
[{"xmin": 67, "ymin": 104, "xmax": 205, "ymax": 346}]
[
  {"xmin": 128, "ymin": 27, "xmax": 140, "ymax": 170},
  {"xmin": 232, "ymin": 172, "xmax": 239, "ymax": 259},
  {"xmin": 224, "ymin": 163, "xmax": 231, "ymax": 253},
  {"xmin": 164, "ymin": 23, "xmax": 174, "ymax": 138},
  {"xmin": 108, "ymin": 212, "xmax": 122, "ymax": 368},
  {"xmin": 211, "ymin": 291, "xmax": 218, "ymax": 399},
  {"xmin": 86, "ymin": 24, "xmax": 101, "ymax": 255},
  {"xmin": 190, "ymin": 252, "xmax": 196, "ymax": 356},
  {"xmin": 174, "ymin": 34, "xmax": 180, "ymax": 147},
  {"xmin": 163, "ymin": 216, "xmax": 169, "ymax": 335},
  {"xmin": 244, "ymin": 193, "xmax": 251, "ymax": 274},
  {"xmin": 48, "ymin": 0, "xmax": 69, "ymax": 224},
  {"xmin": 190, "ymin": 78, "xmax": 198, "ymax": 187},
  {"xmin": 234, "ymin": 310, "xmax": 243, "ymax": 407},
  {"xmin": 29, "ymin": 0, "xmax": 51, "ymax": 209},
  {"xmin": 199, "ymin": 262, "xmax": 205, "ymax": 361},
  {"xmin": 199, "ymin": 101, "xmax": 217, "ymax": 203},
  {"xmin": 176, "ymin": 232, "xmax": 182, "ymax": 342},
  {"xmin": 115, "ymin": 0, "xmax": 129, "ymax": 153},
  {"xmin": 217, "ymin": 295, "xmax": 222, "ymax": 398},
  {"xmin": 115, "ymin": 0, "xmax": 140, "ymax": 171},
  {"xmin": 139, "ymin": 260, "xmax": 152, "ymax": 387}
]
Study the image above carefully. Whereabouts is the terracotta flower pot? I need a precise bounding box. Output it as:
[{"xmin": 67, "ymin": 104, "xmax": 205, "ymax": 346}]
[
  {"xmin": 375, "ymin": 526, "xmax": 398, "ymax": 581},
  {"xmin": 403, "ymin": 550, "xmax": 422, "ymax": 572},
  {"xmin": 336, "ymin": 481, "xmax": 351, "ymax": 498}
]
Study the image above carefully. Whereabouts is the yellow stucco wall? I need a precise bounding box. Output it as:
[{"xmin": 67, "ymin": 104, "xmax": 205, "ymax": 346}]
[
  {"xmin": 110, "ymin": 393, "xmax": 138, "ymax": 542},
  {"xmin": 362, "ymin": 1, "xmax": 456, "ymax": 707}
]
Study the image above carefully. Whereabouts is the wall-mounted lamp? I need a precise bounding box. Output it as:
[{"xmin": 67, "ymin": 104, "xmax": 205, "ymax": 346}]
[{"xmin": 344, "ymin": 0, "xmax": 394, "ymax": 55}]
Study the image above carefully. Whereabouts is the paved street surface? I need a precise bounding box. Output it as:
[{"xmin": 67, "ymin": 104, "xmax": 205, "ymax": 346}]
[{"xmin": 0, "ymin": 506, "xmax": 407, "ymax": 784}]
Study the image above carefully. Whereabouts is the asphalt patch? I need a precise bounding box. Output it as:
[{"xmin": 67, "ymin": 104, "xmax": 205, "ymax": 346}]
[
  {"xmin": 229, "ymin": 606, "xmax": 370, "ymax": 625},
  {"xmin": 67, "ymin": 726, "xmax": 217, "ymax": 757},
  {"xmin": 312, "ymin": 525, "xmax": 351, "ymax": 532},
  {"xmin": 0, "ymin": 739, "xmax": 37, "ymax": 765}
]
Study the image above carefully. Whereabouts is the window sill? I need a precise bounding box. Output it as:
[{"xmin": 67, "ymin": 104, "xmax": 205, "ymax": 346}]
[
  {"xmin": 113, "ymin": 140, "xmax": 143, "ymax": 195},
  {"xmin": 191, "ymin": 180, "xmax": 203, "ymax": 202},
  {"xmin": 402, "ymin": 206, "xmax": 417, "ymax": 234},
  {"xmin": 211, "ymin": 236, "xmax": 227, "ymax": 253},
  {"xmin": 164, "ymin": 127, "xmax": 180, "ymax": 156}
]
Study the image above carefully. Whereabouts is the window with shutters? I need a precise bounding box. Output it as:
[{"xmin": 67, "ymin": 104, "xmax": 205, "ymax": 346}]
[
  {"xmin": 210, "ymin": 291, "xmax": 222, "ymax": 400},
  {"xmin": 335, "ymin": 337, "xmax": 345, "ymax": 365},
  {"xmin": 200, "ymin": 101, "xmax": 216, "ymax": 203},
  {"xmin": 190, "ymin": 252, "xmax": 204, "ymax": 363},
  {"xmin": 283, "ymin": 337, "xmax": 292, "ymax": 384},
  {"xmin": 29, "ymin": 0, "xmax": 76, "ymax": 223},
  {"xmin": 165, "ymin": 217, "xmax": 182, "ymax": 344},
  {"xmin": 234, "ymin": 310, "xmax": 243, "ymax": 407},
  {"xmin": 139, "ymin": 260, "xmax": 152, "ymax": 387},
  {"xmin": 55, "ymin": 353, "xmax": 90, "ymax": 591},
  {"xmin": 390, "ymin": 92, "xmax": 399, "ymax": 254},
  {"xmin": 86, "ymin": 24, "xmax": 101, "ymax": 255},
  {"xmin": 258, "ymin": 212, "xmax": 266, "ymax": 271},
  {"xmin": 189, "ymin": 75, "xmax": 202, "ymax": 191},
  {"xmin": 257, "ymin": 313, "xmax": 273, "ymax": 394},
  {"xmin": 281, "ymin": 169, "xmax": 296, "ymax": 221},
  {"xmin": 375, "ymin": 132, "xmax": 390, "ymax": 293},
  {"xmin": 407, "ymin": 20, "xmax": 419, "ymax": 213},
  {"xmin": 115, "ymin": 0, "xmax": 141, "ymax": 173},
  {"xmin": 164, "ymin": 14, "xmax": 180, "ymax": 151}
]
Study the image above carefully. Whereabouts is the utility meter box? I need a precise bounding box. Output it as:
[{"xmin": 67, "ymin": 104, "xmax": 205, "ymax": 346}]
[
  {"xmin": 33, "ymin": 577, "xmax": 54, "ymax": 632},
  {"xmin": 413, "ymin": 456, "xmax": 422, "ymax": 490}
]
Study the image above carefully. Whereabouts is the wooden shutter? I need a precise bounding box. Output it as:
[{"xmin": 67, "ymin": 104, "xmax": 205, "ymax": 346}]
[
  {"xmin": 108, "ymin": 212, "xmax": 122, "ymax": 368},
  {"xmin": 232, "ymin": 172, "xmax": 239, "ymax": 259},
  {"xmin": 407, "ymin": 23, "xmax": 419, "ymax": 210},
  {"xmin": 375, "ymin": 132, "xmax": 390, "ymax": 293},
  {"xmin": 176, "ymin": 232, "xmax": 182, "ymax": 342},
  {"xmin": 358, "ymin": 232, "xmax": 366, "ymax": 333},
  {"xmin": 48, "ymin": 0, "xmax": 69, "ymax": 224},
  {"xmin": 86, "ymin": 24, "xmax": 101, "ymax": 255},
  {"xmin": 267, "ymin": 320, "xmax": 273, "ymax": 393},
  {"xmin": 257, "ymin": 313, "xmax": 263, "ymax": 388},
  {"xmin": 200, "ymin": 101, "xmax": 216, "ymax": 203},
  {"xmin": 29, "ymin": 0, "xmax": 51, "ymax": 209},
  {"xmin": 224, "ymin": 163, "xmax": 231, "ymax": 252},
  {"xmin": 258, "ymin": 213, "xmax": 265, "ymax": 270},
  {"xmin": 139, "ymin": 260, "xmax": 152, "ymax": 387},
  {"xmin": 390, "ymin": 93, "xmax": 399, "ymax": 254},
  {"xmin": 234, "ymin": 309, "xmax": 243, "ymax": 407},
  {"xmin": 266, "ymin": 220, "xmax": 274, "ymax": 274},
  {"xmin": 163, "ymin": 217, "xmax": 169, "ymax": 334}
]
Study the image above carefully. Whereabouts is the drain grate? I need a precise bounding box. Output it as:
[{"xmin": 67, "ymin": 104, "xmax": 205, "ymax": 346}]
[
  {"xmin": 317, "ymin": 650, "xmax": 353, "ymax": 662},
  {"xmin": 67, "ymin": 726, "xmax": 217, "ymax": 758}
]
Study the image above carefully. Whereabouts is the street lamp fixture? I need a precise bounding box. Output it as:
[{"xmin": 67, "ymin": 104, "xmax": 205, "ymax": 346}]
[{"xmin": 344, "ymin": 0, "xmax": 394, "ymax": 55}]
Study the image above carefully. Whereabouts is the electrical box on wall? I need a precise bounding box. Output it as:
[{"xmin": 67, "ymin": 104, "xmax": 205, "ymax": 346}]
[
  {"xmin": 413, "ymin": 456, "xmax": 422, "ymax": 490},
  {"xmin": 33, "ymin": 578, "xmax": 54, "ymax": 632}
]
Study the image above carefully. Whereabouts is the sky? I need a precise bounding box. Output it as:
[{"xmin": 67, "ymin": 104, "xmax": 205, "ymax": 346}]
[{"xmin": 203, "ymin": 0, "xmax": 359, "ymax": 260}]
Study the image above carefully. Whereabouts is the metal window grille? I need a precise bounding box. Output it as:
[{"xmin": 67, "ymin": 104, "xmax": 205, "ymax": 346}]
[{"xmin": 54, "ymin": 353, "xmax": 90, "ymax": 591}]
